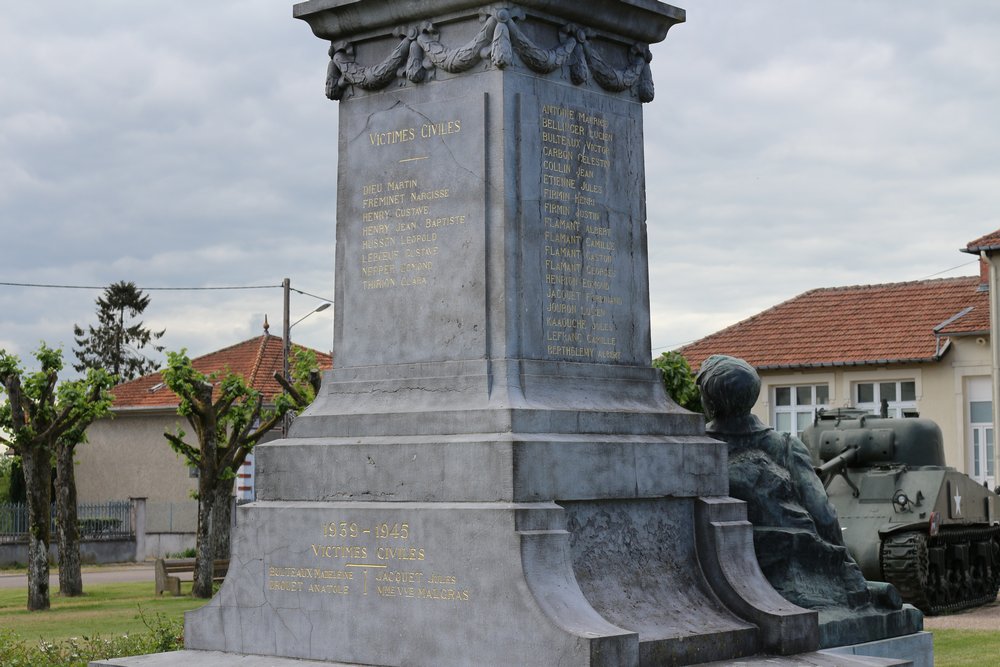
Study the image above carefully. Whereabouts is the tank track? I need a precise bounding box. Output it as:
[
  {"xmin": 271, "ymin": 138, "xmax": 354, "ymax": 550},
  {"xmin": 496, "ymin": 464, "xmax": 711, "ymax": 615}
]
[{"xmin": 880, "ymin": 525, "xmax": 1000, "ymax": 615}]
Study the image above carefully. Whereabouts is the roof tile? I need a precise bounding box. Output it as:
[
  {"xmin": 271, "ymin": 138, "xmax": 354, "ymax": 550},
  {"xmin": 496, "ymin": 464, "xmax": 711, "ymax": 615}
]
[
  {"xmin": 678, "ymin": 276, "xmax": 987, "ymax": 372},
  {"xmin": 111, "ymin": 335, "xmax": 333, "ymax": 410},
  {"xmin": 964, "ymin": 229, "xmax": 1000, "ymax": 253}
]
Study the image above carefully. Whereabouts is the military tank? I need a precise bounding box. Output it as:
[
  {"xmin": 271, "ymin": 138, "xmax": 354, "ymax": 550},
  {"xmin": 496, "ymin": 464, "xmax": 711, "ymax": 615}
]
[{"xmin": 801, "ymin": 407, "xmax": 1000, "ymax": 614}]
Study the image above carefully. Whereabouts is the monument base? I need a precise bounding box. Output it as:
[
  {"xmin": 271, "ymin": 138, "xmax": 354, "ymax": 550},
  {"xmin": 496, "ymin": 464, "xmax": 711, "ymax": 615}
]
[
  {"xmin": 818, "ymin": 607, "xmax": 924, "ymax": 651},
  {"xmin": 90, "ymin": 647, "xmax": 915, "ymax": 667},
  {"xmin": 177, "ymin": 496, "xmax": 809, "ymax": 666},
  {"xmin": 90, "ymin": 653, "xmax": 345, "ymax": 667}
]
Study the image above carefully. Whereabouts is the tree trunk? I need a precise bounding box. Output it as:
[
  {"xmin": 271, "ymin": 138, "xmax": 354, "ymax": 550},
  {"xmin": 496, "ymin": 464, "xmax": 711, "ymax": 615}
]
[
  {"xmin": 192, "ymin": 477, "xmax": 219, "ymax": 598},
  {"xmin": 21, "ymin": 447, "xmax": 52, "ymax": 611},
  {"xmin": 210, "ymin": 484, "xmax": 234, "ymax": 560},
  {"xmin": 54, "ymin": 442, "xmax": 83, "ymax": 596}
]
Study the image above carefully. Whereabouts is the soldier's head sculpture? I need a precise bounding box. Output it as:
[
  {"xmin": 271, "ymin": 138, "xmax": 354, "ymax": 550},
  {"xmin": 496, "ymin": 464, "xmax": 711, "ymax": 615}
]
[{"xmin": 696, "ymin": 354, "xmax": 761, "ymax": 433}]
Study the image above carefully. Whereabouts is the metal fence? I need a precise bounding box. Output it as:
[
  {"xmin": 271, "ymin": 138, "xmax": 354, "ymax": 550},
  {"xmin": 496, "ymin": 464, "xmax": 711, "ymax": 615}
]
[{"xmin": 0, "ymin": 500, "xmax": 133, "ymax": 543}]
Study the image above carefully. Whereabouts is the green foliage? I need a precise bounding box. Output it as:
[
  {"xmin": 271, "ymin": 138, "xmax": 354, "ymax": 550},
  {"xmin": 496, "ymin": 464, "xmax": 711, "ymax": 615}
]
[
  {"xmin": 161, "ymin": 347, "xmax": 319, "ymax": 478},
  {"xmin": 0, "ymin": 345, "xmax": 114, "ymax": 456},
  {"xmin": 0, "ymin": 455, "xmax": 13, "ymax": 502},
  {"xmin": 161, "ymin": 349, "xmax": 283, "ymax": 475},
  {"xmin": 161, "ymin": 346, "xmax": 319, "ymax": 593},
  {"xmin": 289, "ymin": 347, "xmax": 320, "ymax": 407},
  {"xmin": 1, "ymin": 457, "xmax": 33, "ymax": 505},
  {"xmin": 136, "ymin": 606, "xmax": 184, "ymax": 653},
  {"xmin": 0, "ymin": 344, "xmax": 115, "ymax": 609},
  {"xmin": 0, "ymin": 608, "xmax": 183, "ymax": 667},
  {"xmin": 652, "ymin": 351, "xmax": 702, "ymax": 413},
  {"xmin": 73, "ymin": 281, "xmax": 165, "ymax": 381},
  {"xmin": 166, "ymin": 547, "xmax": 197, "ymax": 559}
]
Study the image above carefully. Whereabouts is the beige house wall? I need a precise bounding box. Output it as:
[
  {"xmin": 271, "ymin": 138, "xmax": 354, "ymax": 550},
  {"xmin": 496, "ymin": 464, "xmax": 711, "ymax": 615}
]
[
  {"xmin": 751, "ymin": 336, "xmax": 993, "ymax": 478},
  {"xmin": 76, "ymin": 410, "xmax": 198, "ymax": 505}
]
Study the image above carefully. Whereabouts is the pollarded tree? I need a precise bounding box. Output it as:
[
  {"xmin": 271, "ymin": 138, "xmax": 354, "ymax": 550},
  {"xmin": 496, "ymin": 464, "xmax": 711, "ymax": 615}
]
[
  {"xmin": 73, "ymin": 281, "xmax": 165, "ymax": 381},
  {"xmin": 0, "ymin": 345, "xmax": 113, "ymax": 610},
  {"xmin": 53, "ymin": 376, "xmax": 114, "ymax": 597},
  {"xmin": 161, "ymin": 348, "xmax": 319, "ymax": 598}
]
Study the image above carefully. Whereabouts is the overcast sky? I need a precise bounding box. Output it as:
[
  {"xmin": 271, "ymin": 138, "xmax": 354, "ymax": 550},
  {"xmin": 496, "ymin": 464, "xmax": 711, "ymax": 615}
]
[{"xmin": 2, "ymin": 1, "xmax": 998, "ymax": 375}]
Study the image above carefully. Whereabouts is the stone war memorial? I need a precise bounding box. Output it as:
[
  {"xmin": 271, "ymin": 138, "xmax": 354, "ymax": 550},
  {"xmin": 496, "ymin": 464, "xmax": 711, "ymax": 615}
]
[{"xmin": 94, "ymin": 1, "xmax": 931, "ymax": 665}]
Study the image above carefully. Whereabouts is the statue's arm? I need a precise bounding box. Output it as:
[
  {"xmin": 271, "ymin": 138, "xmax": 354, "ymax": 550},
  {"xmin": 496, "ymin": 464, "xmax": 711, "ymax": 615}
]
[{"xmin": 786, "ymin": 434, "xmax": 845, "ymax": 546}]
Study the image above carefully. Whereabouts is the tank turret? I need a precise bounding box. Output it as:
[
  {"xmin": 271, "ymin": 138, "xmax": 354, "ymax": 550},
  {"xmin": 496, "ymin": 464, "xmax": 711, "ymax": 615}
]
[{"xmin": 803, "ymin": 408, "xmax": 1000, "ymax": 615}]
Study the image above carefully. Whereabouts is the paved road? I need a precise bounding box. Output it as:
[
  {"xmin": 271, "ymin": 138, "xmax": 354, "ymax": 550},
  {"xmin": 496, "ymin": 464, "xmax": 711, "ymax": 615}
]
[
  {"xmin": 0, "ymin": 563, "xmax": 154, "ymax": 589},
  {"xmin": 924, "ymin": 599, "xmax": 1000, "ymax": 631}
]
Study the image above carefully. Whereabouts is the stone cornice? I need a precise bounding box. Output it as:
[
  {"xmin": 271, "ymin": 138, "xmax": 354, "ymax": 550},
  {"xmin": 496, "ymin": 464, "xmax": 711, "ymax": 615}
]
[
  {"xmin": 296, "ymin": 2, "xmax": 683, "ymax": 103},
  {"xmin": 294, "ymin": 0, "xmax": 685, "ymax": 45}
]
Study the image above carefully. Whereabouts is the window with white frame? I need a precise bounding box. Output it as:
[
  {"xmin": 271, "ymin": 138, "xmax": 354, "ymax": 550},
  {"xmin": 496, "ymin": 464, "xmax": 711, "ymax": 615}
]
[
  {"xmin": 773, "ymin": 384, "xmax": 829, "ymax": 437},
  {"xmin": 854, "ymin": 380, "xmax": 916, "ymax": 418},
  {"xmin": 968, "ymin": 377, "xmax": 994, "ymax": 487}
]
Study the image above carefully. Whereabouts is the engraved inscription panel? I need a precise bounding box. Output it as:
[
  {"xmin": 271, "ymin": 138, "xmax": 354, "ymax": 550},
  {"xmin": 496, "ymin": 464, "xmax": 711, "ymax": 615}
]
[
  {"xmin": 264, "ymin": 515, "xmax": 474, "ymax": 606},
  {"xmin": 529, "ymin": 95, "xmax": 644, "ymax": 365},
  {"xmin": 337, "ymin": 97, "xmax": 487, "ymax": 367}
]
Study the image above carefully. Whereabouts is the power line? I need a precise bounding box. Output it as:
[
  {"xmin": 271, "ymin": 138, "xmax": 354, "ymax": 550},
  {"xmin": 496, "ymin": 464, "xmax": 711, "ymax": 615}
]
[
  {"xmin": 652, "ymin": 341, "xmax": 696, "ymax": 353},
  {"xmin": 290, "ymin": 287, "xmax": 335, "ymax": 303},
  {"xmin": 916, "ymin": 259, "xmax": 979, "ymax": 280},
  {"xmin": 0, "ymin": 281, "xmax": 282, "ymax": 291}
]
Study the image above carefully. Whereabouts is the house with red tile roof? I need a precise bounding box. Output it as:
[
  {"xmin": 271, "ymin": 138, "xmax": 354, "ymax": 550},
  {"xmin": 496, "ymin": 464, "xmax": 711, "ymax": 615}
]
[
  {"xmin": 678, "ymin": 232, "xmax": 1000, "ymax": 488},
  {"xmin": 75, "ymin": 331, "xmax": 332, "ymax": 557}
]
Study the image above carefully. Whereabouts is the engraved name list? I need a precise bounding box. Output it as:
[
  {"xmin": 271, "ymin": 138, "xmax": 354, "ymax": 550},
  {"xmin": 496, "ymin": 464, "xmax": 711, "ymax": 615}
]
[
  {"xmin": 358, "ymin": 118, "xmax": 467, "ymax": 292},
  {"xmin": 540, "ymin": 103, "xmax": 624, "ymax": 362}
]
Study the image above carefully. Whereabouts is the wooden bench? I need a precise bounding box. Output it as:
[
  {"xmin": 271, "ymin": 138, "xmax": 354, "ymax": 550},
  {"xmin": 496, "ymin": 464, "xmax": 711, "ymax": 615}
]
[{"xmin": 155, "ymin": 557, "xmax": 229, "ymax": 596}]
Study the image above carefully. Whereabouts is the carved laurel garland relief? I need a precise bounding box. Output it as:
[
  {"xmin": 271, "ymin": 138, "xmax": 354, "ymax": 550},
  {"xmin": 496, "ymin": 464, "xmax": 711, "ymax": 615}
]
[{"xmin": 324, "ymin": 5, "xmax": 655, "ymax": 102}]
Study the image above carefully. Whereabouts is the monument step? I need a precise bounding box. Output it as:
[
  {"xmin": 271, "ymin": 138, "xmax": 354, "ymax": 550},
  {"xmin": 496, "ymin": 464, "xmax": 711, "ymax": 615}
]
[
  {"xmin": 256, "ymin": 434, "xmax": 727, "ymax": 502},
  {"xmin": 696, "ymin": 652, "xmax": 909, "ymax": 666},
  {"xmin": 90, "ymin": 652, "xmax": 361, "ymax": 666},
  {"xmin": 91, "ymin": 647, "xmax": 906, "ymax": 667}
]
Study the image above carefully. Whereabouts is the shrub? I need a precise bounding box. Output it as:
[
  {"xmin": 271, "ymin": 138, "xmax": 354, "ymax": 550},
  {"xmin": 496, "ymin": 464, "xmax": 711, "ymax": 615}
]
[
  {"xmin": 652, "ymin": 350, "xmax": 702, "ymax": 413},
  {"xmin": 166, "ymin": 547, "xmax": 197, "ymax": 559},
  {"xmin": 0, "ymin": 606, "xmax": 182, "ymax": 667}
]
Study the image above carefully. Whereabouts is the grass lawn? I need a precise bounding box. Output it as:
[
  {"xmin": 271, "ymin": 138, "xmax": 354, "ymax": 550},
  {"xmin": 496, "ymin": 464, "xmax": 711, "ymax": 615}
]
[
  {"xmin": 933, "ymin": 629, "xmax": 1000, "ymax": 667},
  {"xmin": 0, "ymin": 580, "xmax": 206, "ymax": 642}
]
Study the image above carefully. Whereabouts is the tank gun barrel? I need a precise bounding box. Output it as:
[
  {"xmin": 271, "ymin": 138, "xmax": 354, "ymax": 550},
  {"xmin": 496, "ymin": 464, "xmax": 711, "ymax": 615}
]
[{"xmin": 816, "ymin": 446, "xmax": 859, "ymax": 479}]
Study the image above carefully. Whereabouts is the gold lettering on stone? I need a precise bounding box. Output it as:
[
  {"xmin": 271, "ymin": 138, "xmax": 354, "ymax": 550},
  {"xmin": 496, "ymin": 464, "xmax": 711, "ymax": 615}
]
[
  {"xmin": 356, "ymin": 116, "xmax": 469, "ymax": 291},
  {"xmin": 539, "ymin": 102, "xmax": 624, "ymax": 361},
  {"xmin": 264, "ymin": 519, "xmax": 472, "ymax": 604}
]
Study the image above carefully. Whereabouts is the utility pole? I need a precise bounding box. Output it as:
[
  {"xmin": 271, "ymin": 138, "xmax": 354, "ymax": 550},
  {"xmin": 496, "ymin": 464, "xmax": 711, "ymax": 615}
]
[
  {"xmin": 282, "ymin": 278, "xmax": 291, "ymax": 383},
  {"xmin": 279, "ymin": 278, "xmax": 332, "ymax": 436},
  {"xmin": 282, "ymin": 278, "xmax": 291, "ymax": 435}
]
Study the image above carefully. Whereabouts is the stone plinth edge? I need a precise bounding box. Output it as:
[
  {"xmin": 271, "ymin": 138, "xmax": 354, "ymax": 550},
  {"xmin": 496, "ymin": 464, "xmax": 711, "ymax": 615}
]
[
  {"xmin": 821, "ymin": 631, "xmax": 933, "ymax": 667},
  {"xmin": 293, "ymin": 0, "xmax": 684, "ymax": 44},
  {"xmin": 90, "ymin": 652, "xmax": 355, "ymax": 666},
  {"xmin": 257, "ymin": 434, "xmax": 727, "ymax": 503},
  {"xmin": 293, "ymin": 0, "xmax": 683, "ymax": 101},
  {"xmin": 697, "ymin": 652, "xmax": 910, "ymax": 666},
  {"xmin": 694, "ymin": 497, "xmax": 820, "ymax": 655}
]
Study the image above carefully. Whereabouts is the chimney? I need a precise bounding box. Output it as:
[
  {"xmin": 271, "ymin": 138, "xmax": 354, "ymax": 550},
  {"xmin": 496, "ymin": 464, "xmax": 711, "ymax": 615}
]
[{"xmin": 980, "ymin": 257, "xmax": 991, "ymax": 292}]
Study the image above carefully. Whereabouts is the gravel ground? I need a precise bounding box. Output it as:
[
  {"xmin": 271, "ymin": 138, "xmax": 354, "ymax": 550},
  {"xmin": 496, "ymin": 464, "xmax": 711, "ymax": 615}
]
[{"xmin": 924, "ymin": 599, "xmax": 1000, "ymax": 631}]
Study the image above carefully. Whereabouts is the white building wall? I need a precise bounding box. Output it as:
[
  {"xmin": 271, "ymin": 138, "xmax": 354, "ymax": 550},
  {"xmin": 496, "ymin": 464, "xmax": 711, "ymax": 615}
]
[{"xmin": 753, "ymin": 338, "xmax": 992, "ymax": 477}]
